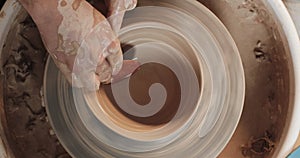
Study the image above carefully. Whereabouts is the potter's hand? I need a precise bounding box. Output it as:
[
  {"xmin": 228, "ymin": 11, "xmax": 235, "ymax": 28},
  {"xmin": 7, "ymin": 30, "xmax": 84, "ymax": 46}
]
[
  {"xmin": 18, "ymin": 0, "xmax": 139, "ymax": 90},
  {"xmin": 105, "ymin": 0, "xmax": 137, "ymax": 32}
]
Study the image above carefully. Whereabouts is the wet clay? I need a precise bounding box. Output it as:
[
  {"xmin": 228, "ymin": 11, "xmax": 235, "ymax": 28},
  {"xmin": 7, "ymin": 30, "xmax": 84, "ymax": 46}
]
[
  {"xmin": 2, "ymin": 14, "xmax": 71, "ymax": 158},
  {"xmin": 197, "ymin": 0, "xmax": 290, "ymax": 158},
  {"xmin": 100, "ymin": 62, "xmax": 181, "ymax": 126},
  {"xmin": 0, "ymin": 0, "xmax": 292, "ymax": 157},
  {"xmin": 0, "ymin": 11, "xmax": 5, "ymax": 18}
]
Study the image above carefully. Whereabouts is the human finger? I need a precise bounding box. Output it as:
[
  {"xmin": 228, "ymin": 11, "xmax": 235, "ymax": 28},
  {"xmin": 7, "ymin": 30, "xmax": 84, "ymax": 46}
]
[{"xmin": 105, "ymin": 0, "xmax": 138, "ymax": 33}]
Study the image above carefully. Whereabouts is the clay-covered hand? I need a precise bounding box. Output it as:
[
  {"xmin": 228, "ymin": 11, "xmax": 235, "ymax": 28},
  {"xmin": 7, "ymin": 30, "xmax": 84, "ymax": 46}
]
[
  {"xmin": 105, "ymin": 0, "xmax": 137, "ymax": 32},
  {"xmin": 18, "ymin": 0, "xmax": 139, "ymax": 90}
]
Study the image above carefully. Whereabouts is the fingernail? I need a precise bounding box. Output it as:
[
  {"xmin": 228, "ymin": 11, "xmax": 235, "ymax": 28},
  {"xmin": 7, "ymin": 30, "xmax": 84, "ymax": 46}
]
[{"xmin": 108, "ymin": 41, "xmax": 120, "ymax": 54}]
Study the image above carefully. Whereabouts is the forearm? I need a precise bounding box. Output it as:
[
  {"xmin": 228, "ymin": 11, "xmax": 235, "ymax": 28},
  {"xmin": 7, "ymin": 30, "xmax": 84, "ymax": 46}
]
[
  {"xmin": 19, "ymin": 1, "xmax": 61, "ymax": 52},
  {"xmin": 17, "ymin": 0, "xmax": 137, "ymax": 88},
  {"xmin": 18, "ymin": 0, "xmax": 117, "ymax": 62}
]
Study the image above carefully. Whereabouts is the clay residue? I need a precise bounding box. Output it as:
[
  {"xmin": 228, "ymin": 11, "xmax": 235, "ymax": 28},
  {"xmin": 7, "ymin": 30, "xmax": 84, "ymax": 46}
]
[
  {"xmin": 72, "ymin": 0, "xmax": 81, "ymax": 11},
  {"xmin": 238, "ymin": 0, "xmax": 270, "ymax": 24},
  {"xmin": 198, "ymin": 0, "xmax": 290, "ymax": 158},
  {"xmin": 60, "ymin": 0, "xmax": 67, "ymax": 7},
  {"xmin": 253, "ymin": 40, "xmax": 270, "ymax": 62},
  {"xmin": 2, "ymin": 15, "xmax": 71, "ymax": 158},
  {"xmin": 92, "ymin": 8, "xmax": 102, "ymax": 27},
  {"xmin": 241, "ymin": 131, "xmax": 275, "ymax": 157},
  {"xmin": 0, "ymin": 11, "xmax": 5, "ymax": 18}
]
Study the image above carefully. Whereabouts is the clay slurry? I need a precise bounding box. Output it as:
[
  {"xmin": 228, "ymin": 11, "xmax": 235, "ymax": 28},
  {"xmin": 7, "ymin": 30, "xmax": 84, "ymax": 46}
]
[{"xmin": 105, "ymin": 62, "xmax": 181, "ymax": 125}]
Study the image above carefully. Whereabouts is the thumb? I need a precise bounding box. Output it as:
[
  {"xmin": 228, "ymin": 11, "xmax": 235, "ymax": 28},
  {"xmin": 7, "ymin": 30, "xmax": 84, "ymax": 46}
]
[{"xmin": 106, "ymin": 0, "xmax": 137, "ymax": 33}]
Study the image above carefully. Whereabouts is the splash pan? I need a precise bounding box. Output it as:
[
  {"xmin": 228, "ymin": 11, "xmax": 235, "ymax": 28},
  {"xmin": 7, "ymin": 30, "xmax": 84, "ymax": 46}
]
[{"xmin": 44, "ymin": 0, "xmax": 245, "ymax": 157}]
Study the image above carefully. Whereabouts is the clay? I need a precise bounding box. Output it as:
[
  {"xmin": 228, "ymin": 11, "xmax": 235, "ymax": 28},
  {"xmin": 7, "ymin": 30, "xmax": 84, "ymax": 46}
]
[
  {"xmin": 241, "ymin": 131, "xmax": 275, "ymax": 157},
  {"xmin": 0, "ymin": 0, "xmax": 291, "ymax": 157},
  {"xmin": 0, "ymin": 1, "xmax": 138, "ymax": 157},
  {"xmin": 72, "ymin": 0, "xmax": 81, "ymax": 10},
  {"xmin": 18, "ymin": 0, "xmax": 137, "ymax": 90},
  {"xmin": 102, "ymin": 62, "xmax": 181, "ymax": 125},
  {"xmin": 43, "ymin": 0, "xmax": 243, "ymax": 156},
  {"xmin": 2, "ymin": 15, "xmax": 71, "ymax": 158},
  {"xmin": 0, "ymin": 11, "xmax": 5, "ymax": 18},
  {"xmin": 197, "ymin": 0, "xmax": 290, "ymax": 157},
  {"xmin": 105, "ymin": 0, "xmax": 137, "ymax": 32},
  {"xmin": 60, "ymin": 0, "xmax": 67, "ymax": 7}
]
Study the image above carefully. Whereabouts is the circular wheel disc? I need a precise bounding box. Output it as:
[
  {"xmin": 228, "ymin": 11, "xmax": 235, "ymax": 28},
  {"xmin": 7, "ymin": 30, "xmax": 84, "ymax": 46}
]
[{"xmin": 44, "ymin": 0, "xmax": 245, "ymax": 157}]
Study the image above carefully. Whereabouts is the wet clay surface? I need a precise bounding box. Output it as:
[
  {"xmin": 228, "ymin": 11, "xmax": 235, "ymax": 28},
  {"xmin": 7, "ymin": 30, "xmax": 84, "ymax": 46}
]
[
  {"xmin": 197, "ymin": 0, "xmax": 290, "ymax": 157},
  {"xmin": 101, "ymin": 62, "xmax": 181, "ymax": 126},
  {"xmin": 2, "ymin": 14, "xmax": 71, "ymax": 158}
]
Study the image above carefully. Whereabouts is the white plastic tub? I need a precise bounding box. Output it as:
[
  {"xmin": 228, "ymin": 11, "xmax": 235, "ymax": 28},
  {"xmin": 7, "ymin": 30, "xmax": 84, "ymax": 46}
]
[{"xmin": 264, "ymin": 1, "xmax": 300, "ymax": 157}]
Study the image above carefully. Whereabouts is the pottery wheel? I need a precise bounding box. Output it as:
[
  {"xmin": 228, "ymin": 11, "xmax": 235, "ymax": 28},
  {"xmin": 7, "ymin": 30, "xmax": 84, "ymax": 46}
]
[{"xmin": 44, "ymin": 0, "xmax": 245, "ymax": 157}]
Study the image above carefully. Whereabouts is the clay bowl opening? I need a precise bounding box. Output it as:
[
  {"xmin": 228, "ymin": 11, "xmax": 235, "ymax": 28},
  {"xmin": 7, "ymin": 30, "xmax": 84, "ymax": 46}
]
[{"xmin": 86, "ymin": 28, "xmax": 202, "ymax": 138}]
